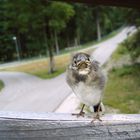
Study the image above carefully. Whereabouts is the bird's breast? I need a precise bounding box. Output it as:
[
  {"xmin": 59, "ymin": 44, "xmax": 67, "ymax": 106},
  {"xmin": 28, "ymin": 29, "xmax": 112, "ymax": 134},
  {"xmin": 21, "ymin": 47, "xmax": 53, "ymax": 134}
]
[{"xmin": 72, "ymin": 82, "xmax": 102, "ymax": 106}]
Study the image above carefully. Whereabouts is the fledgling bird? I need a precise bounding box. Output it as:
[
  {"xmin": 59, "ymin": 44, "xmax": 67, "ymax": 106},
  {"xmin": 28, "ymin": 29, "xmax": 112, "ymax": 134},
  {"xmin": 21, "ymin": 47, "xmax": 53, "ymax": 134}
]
[{"xmin": 66, "ymin": 52, "xmax": 106, "ymax": 121}]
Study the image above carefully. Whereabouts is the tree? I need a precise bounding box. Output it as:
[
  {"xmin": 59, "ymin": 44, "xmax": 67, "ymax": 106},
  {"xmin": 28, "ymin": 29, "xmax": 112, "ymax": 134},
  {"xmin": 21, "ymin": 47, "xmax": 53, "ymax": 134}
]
[
  {"xmin": 46, "ymin": 2, "xmax": 75, "ymax": 55},
  {"xmin": 2, "ymin": 0, "xmax": 47, "ymax": 59},
  {"xmin": 121, "ymin": 9, "xmax": 140, "ymax": 62},
  {"xmin": 125, "ymin": 9, "xmax": 140, "ymax": 27},
  {"xmin": 95, "ymin": 7, "xmax": 101, "ymax": 41},
  {"xmin": 0, "ymin": 0, "xmax": 130, "ymax": 66}
]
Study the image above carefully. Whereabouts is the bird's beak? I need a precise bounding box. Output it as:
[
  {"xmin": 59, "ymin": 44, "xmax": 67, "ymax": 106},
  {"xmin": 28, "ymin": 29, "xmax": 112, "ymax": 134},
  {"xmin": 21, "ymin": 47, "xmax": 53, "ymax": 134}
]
[{"xmin": 77, "ymin": 61, "xmax": 88, "ymax": 69}]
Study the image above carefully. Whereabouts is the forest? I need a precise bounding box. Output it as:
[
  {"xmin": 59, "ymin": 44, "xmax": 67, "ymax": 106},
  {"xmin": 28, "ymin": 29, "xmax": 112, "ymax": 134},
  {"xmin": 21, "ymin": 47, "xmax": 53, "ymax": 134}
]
[
  {"xmin": 0, "ymin": 0, "xmax": 140, "ymax": 115},
  {"xmin": 0, "ymin": 1, "xmax": 139, "ymax": 72}
]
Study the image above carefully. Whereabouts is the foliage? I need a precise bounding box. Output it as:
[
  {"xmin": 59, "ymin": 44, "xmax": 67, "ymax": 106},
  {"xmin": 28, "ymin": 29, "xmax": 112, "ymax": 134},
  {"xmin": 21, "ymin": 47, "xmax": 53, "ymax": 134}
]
[
  {"xmin": 121, "ymin": 30, "xmax": 140, "ymax": 62},
  {"xmin": 46, "ymin": 2, "xmax": 75, "ymax": 32},
  {"xmin": 125, "ymin": 9, "xmax": 140, "ymax": 27},
  {"xmin": 111, "ymin": 43, "xmax": 128, "ymax": 61},
  {"xmin": 104, "ymin": 63, "xmax": 140, "ymax": 113},
  {"xmin": 0, "ymin": 1, "xmax": 133, "ymax": 72}
]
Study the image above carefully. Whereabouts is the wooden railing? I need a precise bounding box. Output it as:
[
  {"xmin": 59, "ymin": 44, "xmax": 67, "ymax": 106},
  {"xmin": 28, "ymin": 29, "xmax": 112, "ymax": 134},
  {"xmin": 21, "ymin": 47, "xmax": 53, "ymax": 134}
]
[{"xmin": 0, "ymin": 111, "xmax": 140, "ymax": 139}]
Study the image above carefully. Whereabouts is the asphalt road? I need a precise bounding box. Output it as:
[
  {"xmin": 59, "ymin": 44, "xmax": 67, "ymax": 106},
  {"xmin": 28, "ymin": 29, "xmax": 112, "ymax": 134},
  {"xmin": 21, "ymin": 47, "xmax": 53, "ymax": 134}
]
[
  {"xmin": 0, "ymin": 72, "xmax": 71, "ymax": 112},
  {"xmin": 0, "ymin": 27, "xmax": 135, "ymax": 112},
  {"xmin": 56, "ymin": 26, "xmax": 136, "ymax": 113}
]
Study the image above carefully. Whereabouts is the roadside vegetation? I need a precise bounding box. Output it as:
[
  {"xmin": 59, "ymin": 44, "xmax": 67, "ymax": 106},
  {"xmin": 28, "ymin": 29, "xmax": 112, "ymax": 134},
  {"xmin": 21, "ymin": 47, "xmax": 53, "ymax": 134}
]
[
  {"xmin": 0, "ymin": 28, "xmax": 120, "ymax": 79},
  {"xmin": 104, "ymin": 63, "xmax": 140, "ymax": 113},
  {"xmin": 1, "ymin": 1, "xmax": 131, "ymax": 74},
  {"xmin": 103, "ymin": 30, "xmax": 140, "ymax": 113},
  {"xmin": 0, "ymin": 80, "xmax": 4, "ymax": 91},
  {"xmin": 0, "ymin": 54, "xmax": 69, "ymax": 79}
]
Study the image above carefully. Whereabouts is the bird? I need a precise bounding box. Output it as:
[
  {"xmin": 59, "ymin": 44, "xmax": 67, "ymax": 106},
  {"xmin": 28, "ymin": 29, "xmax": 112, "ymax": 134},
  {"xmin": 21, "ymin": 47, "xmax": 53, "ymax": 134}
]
[{"xmin": 66, "ymin": 52, "xmax": 106, "ymax": 122}]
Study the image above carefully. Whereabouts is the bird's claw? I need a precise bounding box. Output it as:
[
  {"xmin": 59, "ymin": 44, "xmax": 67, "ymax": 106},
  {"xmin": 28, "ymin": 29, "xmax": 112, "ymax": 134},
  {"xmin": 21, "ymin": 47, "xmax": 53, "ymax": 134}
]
[
  {"xmin": 91, "ymin": 114, "xmax": 102, "ymax": 123},
  {"xmin": 72, "ymin": 111, "xmax": 85, "ymax": 118}
]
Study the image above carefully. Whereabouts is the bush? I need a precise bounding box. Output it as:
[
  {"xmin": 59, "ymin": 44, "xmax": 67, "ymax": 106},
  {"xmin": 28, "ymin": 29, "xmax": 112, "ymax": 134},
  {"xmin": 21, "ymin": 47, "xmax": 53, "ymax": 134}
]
[
  {"xmin": 121, "ymin": 30, "xmax": 140, "ymax": 62},
  {"xmin": 104, "ymin": 63, "xmax": 140, "ymax": 113},
  {"xmin": 111, "ymin": 63, "xmax": 140, "ymax": 77}
]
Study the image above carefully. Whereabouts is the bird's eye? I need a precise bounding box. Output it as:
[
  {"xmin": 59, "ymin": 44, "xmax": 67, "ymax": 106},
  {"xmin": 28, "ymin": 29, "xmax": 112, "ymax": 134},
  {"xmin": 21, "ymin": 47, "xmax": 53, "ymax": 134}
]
[
  {"xmin": 87, "ymin": 58, "xmax": 90, "ymax": 61},
  {"xmin": 74, "ymin": 60, "xmax": 77, "ymax": 64}
]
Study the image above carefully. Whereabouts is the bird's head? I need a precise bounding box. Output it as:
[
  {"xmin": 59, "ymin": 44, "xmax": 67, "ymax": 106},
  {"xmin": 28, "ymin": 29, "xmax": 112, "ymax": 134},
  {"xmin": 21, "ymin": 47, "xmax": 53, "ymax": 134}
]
[{"xmin": 70, "ymin": 52, "xmax": 91, "ymax": 75}]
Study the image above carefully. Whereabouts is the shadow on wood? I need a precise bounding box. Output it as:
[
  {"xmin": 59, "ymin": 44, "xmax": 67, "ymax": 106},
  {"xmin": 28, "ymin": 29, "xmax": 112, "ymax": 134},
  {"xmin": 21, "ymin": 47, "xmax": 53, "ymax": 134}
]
[{"xmin": 0, "ymin": 111, "xmax": 140, "ymax": 140}]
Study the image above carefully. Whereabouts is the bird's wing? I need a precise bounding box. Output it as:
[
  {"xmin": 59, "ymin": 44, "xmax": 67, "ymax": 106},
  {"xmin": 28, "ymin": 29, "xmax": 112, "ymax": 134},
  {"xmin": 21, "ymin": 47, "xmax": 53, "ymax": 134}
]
[
  {"xmin": 90, "ymin": 60, "xmax": 106, "ymax": 89},
  {"xmin": 91, "ymin": 60, "xmax": 100, "ymax": 72}
]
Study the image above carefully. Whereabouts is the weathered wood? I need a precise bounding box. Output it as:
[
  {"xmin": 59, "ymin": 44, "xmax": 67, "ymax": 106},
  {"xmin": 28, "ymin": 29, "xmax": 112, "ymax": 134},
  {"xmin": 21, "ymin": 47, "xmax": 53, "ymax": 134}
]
[{"xmin": 0, "ymin": 111, "xmax": 140, "ymax": 140}]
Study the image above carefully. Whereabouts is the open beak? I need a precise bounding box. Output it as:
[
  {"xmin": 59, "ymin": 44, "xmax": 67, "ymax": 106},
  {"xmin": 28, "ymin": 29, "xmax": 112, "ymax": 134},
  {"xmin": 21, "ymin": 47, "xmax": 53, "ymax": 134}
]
[{"xmin": 77, "ymin": 61, "xmax": 88, "ymax": 69}]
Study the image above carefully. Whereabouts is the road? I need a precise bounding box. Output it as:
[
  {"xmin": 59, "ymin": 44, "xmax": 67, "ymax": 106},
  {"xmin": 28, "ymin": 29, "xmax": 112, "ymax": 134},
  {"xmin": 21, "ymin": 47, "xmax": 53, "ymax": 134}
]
[
  {"xmin": 0, "ymin": 27, "xmax": 135, "ymax": 112},
  {"xmin": 56, "ymin": 26, "xmax": 136, "ymax": 113},
  {"xmin": 0, "ymin": 72, "xmax": 71, "ymax": 112}
]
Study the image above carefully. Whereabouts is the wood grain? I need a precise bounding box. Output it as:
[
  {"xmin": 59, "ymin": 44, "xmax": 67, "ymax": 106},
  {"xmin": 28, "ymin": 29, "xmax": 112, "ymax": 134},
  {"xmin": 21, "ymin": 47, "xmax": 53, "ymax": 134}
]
[{"xmin": 0, "ymin": 111, "xmax": 140, "ymax": 140}]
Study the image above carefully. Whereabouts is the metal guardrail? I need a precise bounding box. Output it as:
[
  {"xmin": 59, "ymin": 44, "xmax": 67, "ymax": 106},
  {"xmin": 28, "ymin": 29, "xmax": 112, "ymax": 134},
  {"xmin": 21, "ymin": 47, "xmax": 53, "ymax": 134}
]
[{"xmin": 0, "ymin": 112, "xmax": 140, "ymax": 140}]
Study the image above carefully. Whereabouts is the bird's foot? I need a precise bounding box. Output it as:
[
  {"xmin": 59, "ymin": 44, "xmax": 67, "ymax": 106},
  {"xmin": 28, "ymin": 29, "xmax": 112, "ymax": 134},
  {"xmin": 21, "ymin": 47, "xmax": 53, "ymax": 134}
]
[
  {"xmin": 91, "ymin": 114, "xmax": 102, "ymax": 123},
  {"xmin": 72, "ymin": 111, "xmax": 85, "ymax": 118}
]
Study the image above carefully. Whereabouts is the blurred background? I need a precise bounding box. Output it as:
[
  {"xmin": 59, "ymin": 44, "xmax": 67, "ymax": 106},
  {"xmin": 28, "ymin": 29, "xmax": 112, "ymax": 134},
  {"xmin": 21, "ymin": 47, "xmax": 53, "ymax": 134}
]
[{"xmin": 0, "ymin": 0, "xmax": 140, "ymax": 114}]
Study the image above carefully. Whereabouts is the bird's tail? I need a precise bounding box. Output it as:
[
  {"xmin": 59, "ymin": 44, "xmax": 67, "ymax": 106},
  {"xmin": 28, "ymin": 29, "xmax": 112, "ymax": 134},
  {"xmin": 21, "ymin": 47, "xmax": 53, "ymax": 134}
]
[{"xmin": 93, "ymin": 102, "xmax": 105, "ymax": 114}]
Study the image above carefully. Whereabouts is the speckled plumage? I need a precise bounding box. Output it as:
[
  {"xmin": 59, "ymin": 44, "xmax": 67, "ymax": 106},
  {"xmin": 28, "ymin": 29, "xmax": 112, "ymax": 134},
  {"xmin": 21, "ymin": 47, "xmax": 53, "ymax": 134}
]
[{"xmin": 66, "ymin": 53, "xmax": 106, "ymax": 114}]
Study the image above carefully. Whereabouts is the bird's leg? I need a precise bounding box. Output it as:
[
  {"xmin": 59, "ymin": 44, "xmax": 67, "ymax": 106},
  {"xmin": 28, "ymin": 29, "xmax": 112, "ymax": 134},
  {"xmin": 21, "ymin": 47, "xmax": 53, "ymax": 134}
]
[
  {"xmin": 72, "ymin": 104, "xmax": 85, "ymax": 117},
  {"xmin": 91, "ymin": 103, "xmax": 102, "ymax": 123}
]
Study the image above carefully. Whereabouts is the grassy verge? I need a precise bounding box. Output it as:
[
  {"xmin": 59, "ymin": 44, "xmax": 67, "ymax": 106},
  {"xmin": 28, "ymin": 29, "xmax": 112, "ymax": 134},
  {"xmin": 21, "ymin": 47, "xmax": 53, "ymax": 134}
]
[
  {"xmin": 103, "ymin": 30, "xmax": 140, "ymax": 113},
  {"xmin": 103, "ymin": 64, "xmax": 140, "ymax": 113},
  {"xmin": 0, "ymin": 28, "xmax": 122, "ymax": 79},
  {"xmin": 111, "ymin": 43, "xmax": 129, "ymax": 61},
  {"xmin": 0, "ymin": 80, "xmax": 4, "ymax": 91},
  {"xmin": 31, "ymin": 68, "xmax": 65, "ymax": 79},
  {"xmin": 1, "ymin": 54, "xmax": 70, "ymax": 79}
]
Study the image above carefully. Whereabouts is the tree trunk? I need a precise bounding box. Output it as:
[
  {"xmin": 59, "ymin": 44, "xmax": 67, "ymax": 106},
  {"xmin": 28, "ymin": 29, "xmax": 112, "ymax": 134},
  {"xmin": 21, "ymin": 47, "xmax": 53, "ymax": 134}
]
[
  {"xmin": 45, "ymin": 24, "xmax": 55, "ymax": 73},
  {"xmin": 74, "ymin": 37, "xmax": 78, "ymax": 48},
  {"xmin": 67, "ymin": 36, "xmax": 70, "ymax": 48},
  {"xmin": 18, "ymin": 33, "xmax": 27, "ymax": 58},
  {"xmin": 96, "ymin": 8, "xmax": 101, "ymax": 41},
  {"xmin": 77, "ymin": 28, "xmax": 80, "ymax": 45},
  {"xmin": 48, "ymin": 45, "xmax": 55, "ymax": 73},
  {"xmin": 54, "ymin": 30, "xmax": 59, "ymax": 55}
]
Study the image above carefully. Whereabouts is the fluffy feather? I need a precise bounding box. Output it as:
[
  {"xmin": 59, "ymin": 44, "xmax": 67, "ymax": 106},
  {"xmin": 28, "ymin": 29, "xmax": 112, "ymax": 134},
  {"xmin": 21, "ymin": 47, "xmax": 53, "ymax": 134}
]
[{"xmin": 66, "ymin": 52, "xmax": 106, "ymax": 111}]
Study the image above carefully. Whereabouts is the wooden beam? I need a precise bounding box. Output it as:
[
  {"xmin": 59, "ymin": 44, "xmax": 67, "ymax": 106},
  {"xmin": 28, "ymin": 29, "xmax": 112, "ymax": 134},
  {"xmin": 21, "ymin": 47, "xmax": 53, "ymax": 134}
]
[
  {"xmin": 0, "ymin": 111, "xmax": 140, "ymax": 139},
  {"xmin": 55, "ymin": 0, "xmax": 140, "ymax": 9}
]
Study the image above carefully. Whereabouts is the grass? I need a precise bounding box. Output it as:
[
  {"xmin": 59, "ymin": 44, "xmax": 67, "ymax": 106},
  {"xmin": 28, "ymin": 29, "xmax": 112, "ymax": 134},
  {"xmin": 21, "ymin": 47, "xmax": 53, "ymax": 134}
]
[
  {"xmin": 32, "ymin": 68, "xmax": 65, "ymax": 79},
  {"xmin": 103, "ymin": 64, "xmax": 140, "ymax": 113},
  {"xmin": 103, "ymin": 30, "xmax": 140, "ymax": 114},
  {"xmin": 0, "ymin": 41, "xmax": 96, "ymax": 79},
  {"xmin": 0, "ymin": 28, "xmax": 122, "ymax": 79},
  {"xmin": 0, "ymin": 80, "xmax": 4, "ymax": 91},
  {"xmin": 111, "ymin": 43, "xmax": 129, "ymax": 61},
  {"xmin": 112, "ymin": 29, "xmax": 140, "ymax": 62},
  {"xmin": 1, "ymin": 54, "xmax": 70, "ymax": 79}
]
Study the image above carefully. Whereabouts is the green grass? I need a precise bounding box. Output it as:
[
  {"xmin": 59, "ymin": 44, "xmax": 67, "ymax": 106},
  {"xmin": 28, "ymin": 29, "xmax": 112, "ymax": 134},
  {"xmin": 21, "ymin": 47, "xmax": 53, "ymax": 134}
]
[
  {"xmin": 1, "ymin": 54, "xmax": 70, "ymax": 79},
  {"xmin": 0, "ymin": 80, "xmax": 4, "ymax": 91},
  {"xmin": 103, "ymin": 63, "xmax": 140, "ymax": 113},
  {"xmin": 31, "ymin": 68, "xmax": 65, "ymax": 79},
  {"xmin": 103, "ymin": 30, "xmax": 140, "ymax": 113},
  {"xmin": 0, "ymin": 28, "xmax": 122, "ymax": 79},
  {"xmin": 111, "ymin": 43, "xmax": 129, "ymax": 61}
]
